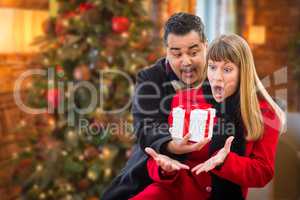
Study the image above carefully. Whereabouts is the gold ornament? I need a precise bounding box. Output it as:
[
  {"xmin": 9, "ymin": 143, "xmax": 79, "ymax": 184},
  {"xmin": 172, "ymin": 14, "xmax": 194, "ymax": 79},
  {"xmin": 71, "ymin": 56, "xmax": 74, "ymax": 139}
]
[
  {"xmin": 65, "ymin": 130, "xmax": 79, "ymax": 147},
  {"xmin": 33, "ymin": 184, "xmax": 39, "ymax": 190},
  {"xmin": 141, "ymin": 29, "xmax": 148, "ymax": 37},
  {"xmin": 62, "ymin": 19, "xmax": 69, "ymax": 27},
  {"xmin": 20, "ymin": 120, "xmax": 26, "ymax": 127},
  {"xmin": 95, "ymin": 107, "xmax": 103, "ymax": 115},
  {"xmin": 36, "ymin": 164, "xmax": 43, "ymax": 172},
  {"xmin": 66, "ymin": 184, "xmax": 73, "ymax": 192},
  {"xmin": 48, "ymin": 117, "xmax": 56, "ymax": 130},
  {"xmin": 25, "ymin": 147, "xmax": 32, "ymax": 152},
  {"xmin": 87, "ymin": 170, "xmax": 98, "ymax": 181},
  {"xmin": 131, "ymin": 53, "xmax": 136, "ymax": 58},
  {"xmin": 86, "ymin": 37, "xmax": 93, "ymax": 44},
  {"xmin": 99, "ymin": 146, "xmax": 112, "ymax": 160},
  {"xmin": 94, "ymin": 0, "xmax": 101, "ymax": 5},
  {"xmin": 130, "ymin": 64, "xmax": 137, "ymax": 72},
  {"xmin": 121, "ymin": 32, "xmax": 129, "ymax": 39},
  {"xmin": 61, "ymin": 150, "xmax": 68, "ymax": 156},
  {"xmin": 26, "ymin": 81, "xmax": 33, "ymax": 89},
  {"xmin": 78, "ymin": 154, "xmax": 84, "ymax": 161},
  {"xmin": 66, "ymin": 130, "xmax": 77, "ymax": 140},
  {"xmin": 65, "ymin": 195, "xmax": 72, "ymax": 200},
  {"xmin": 48, "ymin": 190, "xmax": 54, "ymax": 195},
  {"xmin": 100, "ymin": 50, "xmax": 107, "ymax": 57},
  {"xmin": 12, "ymin": 152, "xmax": 19, "ymax": 159},
  {"xmin": 74, "ymin": 15, "xmax": 81, "ymax": 21},
  {"xmin": 57, "ymin": 49, "xmax": 63, "ymax": 56},
  {"xmin": 43, "ymin": 58, "xmax": 50, "ymax": 65},
  {"xmin": 39, "ymin": 193, "xmax": 46, "ymax": 199},
  {"xmin": 65, "ymin": 91, "xmax": 71, "ymax": 98},
  {"xmin": 104, "ymin": 168, "xmax": 112, "ymax": 178}
]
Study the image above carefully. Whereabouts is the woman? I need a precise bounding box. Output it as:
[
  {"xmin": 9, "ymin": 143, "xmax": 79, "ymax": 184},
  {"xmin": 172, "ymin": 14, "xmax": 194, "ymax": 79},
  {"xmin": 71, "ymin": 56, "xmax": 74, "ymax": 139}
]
[{"xmin": 129, "ymin": 34, "xmax": 286, "ymax": 200}]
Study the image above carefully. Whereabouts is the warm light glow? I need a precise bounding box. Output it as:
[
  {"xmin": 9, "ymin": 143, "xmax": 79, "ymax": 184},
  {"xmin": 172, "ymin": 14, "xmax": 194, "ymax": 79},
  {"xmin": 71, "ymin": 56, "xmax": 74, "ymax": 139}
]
[
  {"xmin": 0, "ymin": 8, "xmax": 48, "ymax": 53},
  {"xmin": 249, "ymin": 25, "xmax": 266, "ymax": 45},
  {"xmin": 49, "ymin": 0, "xmax": 58, "ymax": 17}
]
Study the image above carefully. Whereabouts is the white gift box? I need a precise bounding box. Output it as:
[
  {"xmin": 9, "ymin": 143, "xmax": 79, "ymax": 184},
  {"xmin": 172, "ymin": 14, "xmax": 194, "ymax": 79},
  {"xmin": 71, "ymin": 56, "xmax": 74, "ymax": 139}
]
[
  {"xmin": 170, "ymin": 106, "xmax": 216, "ymax": 142},
  {"xmin": 170, "ymin": 107, "xmax": 186, "ymax": 140}
]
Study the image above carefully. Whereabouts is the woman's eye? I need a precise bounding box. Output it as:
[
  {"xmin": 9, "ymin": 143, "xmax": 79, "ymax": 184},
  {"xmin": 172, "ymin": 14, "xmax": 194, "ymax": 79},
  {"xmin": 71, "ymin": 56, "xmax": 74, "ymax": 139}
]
[
  {"xmin": 224, "ymin": 67, "xmax": 233, "ymax": 73},
  {"xmin": 208, "ymin": 65, "xmax": 216, "ymax": 70},
  {"xmin": 173, "ymin": 53, "xmax": 181, "ymax": 57}
]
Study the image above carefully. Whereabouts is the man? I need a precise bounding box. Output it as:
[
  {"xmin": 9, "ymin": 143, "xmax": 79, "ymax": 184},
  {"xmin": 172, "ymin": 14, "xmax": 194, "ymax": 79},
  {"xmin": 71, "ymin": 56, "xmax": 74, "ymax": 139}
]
[{"xmin": 102, "ymin": 12, "xmax": 208, "ymax": 200}]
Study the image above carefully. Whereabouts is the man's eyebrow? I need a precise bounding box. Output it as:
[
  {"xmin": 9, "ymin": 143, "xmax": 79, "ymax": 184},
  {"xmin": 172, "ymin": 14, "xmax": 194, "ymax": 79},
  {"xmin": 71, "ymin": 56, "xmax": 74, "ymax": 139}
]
[
  {"xmin": 170, "ymin": 44, "xmax": 200, "ymax": 51},
  {"xmin": 170, "ymin": 47, "xmax": 181, "ymax": 51},
  {"xmin": 188, "ymin": 44, "xmax": 200, "ymax": 49}
]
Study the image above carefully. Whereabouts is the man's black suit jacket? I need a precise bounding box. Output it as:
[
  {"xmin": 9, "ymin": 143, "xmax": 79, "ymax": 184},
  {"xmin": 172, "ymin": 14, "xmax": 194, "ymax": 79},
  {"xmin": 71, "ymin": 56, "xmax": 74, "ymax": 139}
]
[{"xmin": 102, "ymin": 58, "xmax": 185, "ymax": 200}]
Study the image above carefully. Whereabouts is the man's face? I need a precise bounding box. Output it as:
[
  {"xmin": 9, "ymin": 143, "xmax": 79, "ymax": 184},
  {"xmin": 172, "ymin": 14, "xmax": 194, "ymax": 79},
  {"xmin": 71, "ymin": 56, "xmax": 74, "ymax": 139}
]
[{"xmin": 166, "ymin": 30, "xmax": 207, "ymax": 85}]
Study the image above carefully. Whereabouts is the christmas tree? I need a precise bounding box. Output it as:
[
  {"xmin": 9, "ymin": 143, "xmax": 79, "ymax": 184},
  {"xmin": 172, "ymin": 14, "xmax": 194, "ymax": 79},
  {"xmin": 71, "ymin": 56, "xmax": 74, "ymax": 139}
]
[{"xmin": 9, "ymin": 0, "xmax": 160, "ymax": 199}]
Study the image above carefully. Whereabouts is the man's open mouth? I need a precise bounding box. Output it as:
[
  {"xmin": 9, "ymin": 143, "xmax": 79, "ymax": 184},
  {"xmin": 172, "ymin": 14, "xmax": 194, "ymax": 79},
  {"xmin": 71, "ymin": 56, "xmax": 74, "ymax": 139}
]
[{"xmin": 181, "ymin": 67, "xmax": 196, "ymax": 78}]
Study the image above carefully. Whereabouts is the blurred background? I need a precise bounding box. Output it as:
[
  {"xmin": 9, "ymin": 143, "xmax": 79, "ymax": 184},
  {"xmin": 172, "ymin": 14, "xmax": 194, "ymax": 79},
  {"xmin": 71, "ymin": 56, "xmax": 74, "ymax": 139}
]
[{"xmin": 0, "ymin": 0, "xmax": 299, "ymax": 199}]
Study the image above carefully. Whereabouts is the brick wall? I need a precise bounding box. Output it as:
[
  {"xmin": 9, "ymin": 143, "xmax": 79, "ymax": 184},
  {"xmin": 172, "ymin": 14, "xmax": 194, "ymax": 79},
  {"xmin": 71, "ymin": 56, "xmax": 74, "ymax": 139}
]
[
  {"xmin": 241, "ymin": 0, "xmax": 300, "ymax": 111},
  {"xmin": 0, "ymin": 54, "xmax": 35, "ymax": 199},
  {"xmin": 0, "ymin": 54, "xmax": 33, "ymax": 136}
]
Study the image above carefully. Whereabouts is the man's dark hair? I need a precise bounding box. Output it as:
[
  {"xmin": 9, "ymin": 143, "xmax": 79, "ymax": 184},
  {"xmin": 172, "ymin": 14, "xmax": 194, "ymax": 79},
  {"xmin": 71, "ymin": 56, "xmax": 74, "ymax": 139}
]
[{"xmin": 163, "ymin": 12, "xmax": 207, "ymax": 45}]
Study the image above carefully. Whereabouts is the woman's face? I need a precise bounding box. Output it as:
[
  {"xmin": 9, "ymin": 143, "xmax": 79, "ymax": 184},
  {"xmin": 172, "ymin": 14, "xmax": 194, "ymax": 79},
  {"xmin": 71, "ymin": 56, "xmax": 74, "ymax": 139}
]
[{"xmin": 207, "ymin": 59, "xmax": 240, "ymax": 102}]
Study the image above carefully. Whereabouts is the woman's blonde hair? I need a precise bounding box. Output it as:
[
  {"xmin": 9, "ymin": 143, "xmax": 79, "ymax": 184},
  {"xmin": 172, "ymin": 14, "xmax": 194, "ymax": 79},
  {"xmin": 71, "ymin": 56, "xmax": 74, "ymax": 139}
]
[{"xmin": 206, "ymin": 34, "xmax": 286, "ymax": 140}]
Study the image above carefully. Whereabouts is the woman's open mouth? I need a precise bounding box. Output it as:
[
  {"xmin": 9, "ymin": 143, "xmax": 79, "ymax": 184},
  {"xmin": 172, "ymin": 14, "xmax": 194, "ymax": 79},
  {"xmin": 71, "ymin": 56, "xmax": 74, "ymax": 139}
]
[{"xmin": 212, "ymin": 85, "xmax": 224, "ymax": 100}]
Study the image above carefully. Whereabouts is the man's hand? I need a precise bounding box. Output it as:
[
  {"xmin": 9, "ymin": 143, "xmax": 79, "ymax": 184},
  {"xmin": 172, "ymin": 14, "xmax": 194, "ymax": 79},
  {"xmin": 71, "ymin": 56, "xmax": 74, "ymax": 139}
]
[
  {"xmin": 145, "ymin": 147, "xmax": 190, "ymax": 173},
  {"xmin": 191, "ymin": 136, "xmax": 234, "ymax": 175},
  {"xmin": 166, "ymin": 133, "xmax": 211, "ymax": 155}
]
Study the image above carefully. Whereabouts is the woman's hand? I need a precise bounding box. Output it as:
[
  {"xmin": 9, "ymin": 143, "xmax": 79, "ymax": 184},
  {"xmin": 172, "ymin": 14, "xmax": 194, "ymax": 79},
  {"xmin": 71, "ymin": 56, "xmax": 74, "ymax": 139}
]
[
  {"xmin": 145, "ymin": 147, "xmax": 190, "ymax": 173},
  {"xmin": 192, "ymin": 136, "xmax": 234, "ymax": 175},
  {"xmin": 167, "ymin": 133, "xmax": 211, "ymax": 155}
]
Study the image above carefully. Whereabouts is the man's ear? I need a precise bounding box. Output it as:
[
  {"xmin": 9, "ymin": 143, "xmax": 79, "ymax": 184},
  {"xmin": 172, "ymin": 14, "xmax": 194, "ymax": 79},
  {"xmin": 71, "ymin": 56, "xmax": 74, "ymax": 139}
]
[{"xmin": 165, "ymin": 49, "xmax": 170, "ymax": 60}]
